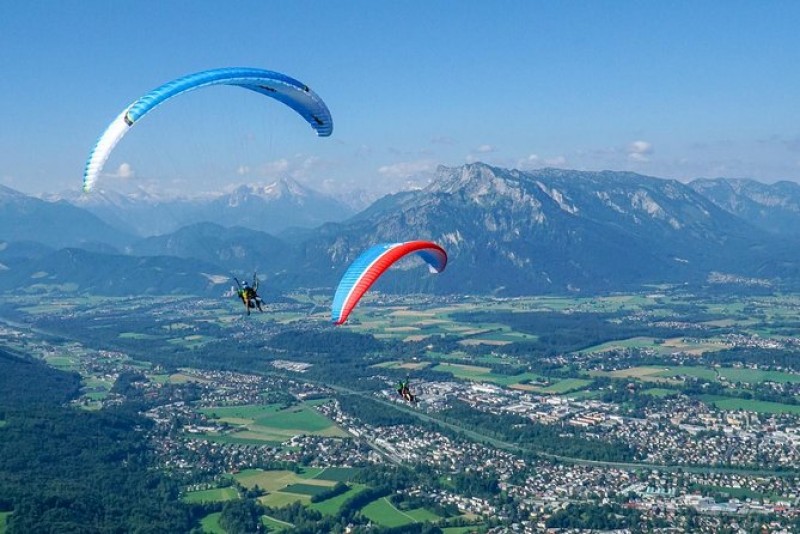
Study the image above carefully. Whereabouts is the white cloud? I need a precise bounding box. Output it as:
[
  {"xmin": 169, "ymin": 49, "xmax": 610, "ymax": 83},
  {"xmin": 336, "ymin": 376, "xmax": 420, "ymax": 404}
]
[
  {"xmin": 105, "ymin": 162, "xmax": 135, "ymax": 180},
  {"xmin": 516, "ymin": 154, "xmax": 541, "ymax": 170},
  {"xmin": 377, "ymin": 159, "xmax": 437, "ymax": 179},
  {"xmin": 260, "ymin": 158, "xmax": 290, "ymax": 175},
  {"xmin": 298, "ymin": 155, "xmax": 320, "ymax": 171},
  {"xmin": 465, "ymin": 144, "xmax": 500, "ymax": 164},
  {"xmin": 239, "ymin": 154, "xmax": 339, "ymax": 192},
  {"xmin": 627, "ymin": 140, "xmax": 653, "ymax": 162}
]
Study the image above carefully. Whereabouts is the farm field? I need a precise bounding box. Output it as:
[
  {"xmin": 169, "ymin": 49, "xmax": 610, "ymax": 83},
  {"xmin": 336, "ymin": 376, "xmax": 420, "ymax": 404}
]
[
  {"xmin": 200, "ymin": 404, "xmax": 283, "ymax": 422},
  {"xmin": 659, "ymin": 337, "xmax": 729, "ymax": 355},
  {"xmin": 593, "ymin": 365, "xmax": 800, "ymax": 386},
  {"xmin": 259, "ymin": 492, "xmax": 309, "ymax": 507},
  {"xmin": 234, "ymin": 468, "xmax": 334, "ymax": 492},
  {"xmin": 198, "ymin": 403, "xmax": 348, "ymax": 443},
  {"xmin": 701, "ymin": 396, "xmax": 800, "ymax": 415},
  {"xmin": 183, "ymin": 486, "xmax": 239, "ymax": 503},
  {"xmin": 119, "ymin": 332, "xmax": 162, "ymax": 340},
  {"xmin": 713, "ymin": 367, "xmax": 800, "ymax": 384},
  {"xmin": 43, "ymin": 355, "xmax": 78, "ymax": 370},
  {"xmin": 238, "ymin": 467, "xmax": 343, "ymax": 510},
  {"xmin": 373, "ymin": 360, "xmax": 431, "ymax": 371},
  {"xmin": 261, "ymin": 515, "xmax": 292, "ymax": 532},
  {"xmin": 200, "ymin": 512, "xmax": 224, "ymax": 534},
  {"xmin": 431, "ymin": 362, "xmax": 540, "ymax": 385},
  {"xmin": 309, "ymin": 484, "xmax": 369, "ymax": 516},
  {"xmin": 167, "ymin": 334, "xmax": 214, "ymax": 349},
  {"xmin": 536, "ymin": 378, "xmax": 593, "ymax": 394},
  {"xmin": 641, "ymin": 388, "xmax": 676, "ymax": 397},
  {"xmin": 360, "ymin": 496, "xmax": 441, "ymax": 528},
  {"xmin": 313, "ymin": 467, "xmax": 361, "ymax": 482},
  {"xmin": 169, "ymin": 372, "xmax": 213, "ymax": 384},
  {"xmin": 579, "ymin": 336, "xmax": 728, "ymax": 356},
  {"xmin": 282, "ymin": 483, "xmax": 333, "ymax": 496}
]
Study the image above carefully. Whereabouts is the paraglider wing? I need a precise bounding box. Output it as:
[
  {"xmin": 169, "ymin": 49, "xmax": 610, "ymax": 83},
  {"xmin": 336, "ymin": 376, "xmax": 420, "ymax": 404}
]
[
  {"xmin": 331, "ymin": 240, "xmax": 447, "ymax": 325},
  {"xmin": 83, "ymin": 67, "xmax": 333, "ymax": 192}
]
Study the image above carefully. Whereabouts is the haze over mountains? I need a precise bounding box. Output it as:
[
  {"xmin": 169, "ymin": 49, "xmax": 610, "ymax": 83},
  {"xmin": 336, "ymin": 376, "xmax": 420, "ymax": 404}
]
[
  {"xmin": 3, "ymin": 164, "xmax": 800, "ymax": 296},
  {"xmin": 48, "ymin": 177, "xmax": 355, "ymax": 237}
]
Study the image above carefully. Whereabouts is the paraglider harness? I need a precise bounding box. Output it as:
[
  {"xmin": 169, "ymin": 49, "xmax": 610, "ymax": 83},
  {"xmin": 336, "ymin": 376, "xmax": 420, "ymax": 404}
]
[
  {"xmin": 396, "ymin": 376, "xmax": 417, "ymax": 403},
  {"xmin": 234, "ymin": 274, "xmax": 264, "ymax": 315}
]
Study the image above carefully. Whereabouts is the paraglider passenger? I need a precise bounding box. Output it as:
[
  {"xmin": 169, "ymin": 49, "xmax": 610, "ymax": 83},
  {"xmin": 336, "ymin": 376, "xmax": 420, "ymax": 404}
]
[
  {"xmin": 234, "ymin": 275, "xmax": 264, "ymax": 315},
  {"xmin": 396, "ymin": 378, "xmax": 417, "ymax": 403}
]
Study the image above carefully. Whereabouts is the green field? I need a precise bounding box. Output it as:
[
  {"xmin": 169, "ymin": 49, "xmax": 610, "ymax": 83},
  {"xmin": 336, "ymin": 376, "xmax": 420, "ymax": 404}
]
[
  {"xmin": 657, "ymin": 366, "xmax": 718, "ymax": 381},
  {"xmin": 200, "ymin": 404, "xmax": 283, "ymax": 421},
  {"xmin": 580, "ymin": 336, "xmax": 728, "ymax": 356},
  {"xmin": 44, "ymin": 355, "xmax": 78, "ymax": 369},
  {"xmin": 234, "ymin": 468, "xmax": 334, "ymax": 492},
  {"xmin": 314, "ymin": 466, "xmax": 361, "ymax": 482},
  {"xmin": 0, "ymin": 512, "xmax": 9, "ymax": 534},
  {"xmin": 641, "ymin": 388, "xmax": 676, "ymax": 397},
  {"xmin": 431, "ymin": 362, "xmax": 543, "ymax": 386},
  {"xmin": 404, "ymin": 507, "xmax": 442, "ymax": 522},
  {"xmin": 199, "ymin": 403, "xmax": 348, "ymax": 443},
  {"xmin": 261, "ymin": 514, "xmax": 292, "ymax": 532},
  {"xmin": 442, "ymin": 525, "xmax": 485, "ymax": 534},
  {"xmin": 595, "ymin": 365, "xmax": 712, "ymax": 383},
  {"xmin": 200, "ymin": 512, "xmax": 225, "ymax": 534},
  {"xmin": 537, "ymin": 378, "xmax": 592, "ymax": 394},
  {"xmin": 183, "ymin": 486, "xmax": 239, "ymax": 503},
  {"xmin": 282, "ymin": 483, "xmax": 333, "ymax": 496},
  {"xmin": 169, "ymin": 372, "xmax": 212, "ymax": 384},
  {"xmin": 714, "ymin": 367, "xmax": 800, "ymax": 384},
  {"xmin": 432, "ymin": 361, "xmax": 590, "ymax": 392},
  {"xmin": 254, "ymin": 405, "xmax": 337, "ymax": 432},
  {"xmin": 309, "ymin": 484, "xmax": 369, "ymax": 516},
  {"xmin": 701, "ymin": 396, "xmax": 800, "ymax": 415},
  {"xmin": 119, "ymin": 332, "xmax": 162, "ymax": 340},
  {"xmin": 596, "ymin": 365, "xmax": 800, "ymax": 387},
  {"xmin": 259, "ymin": 491, "xmax": 310, "ymax": 507},
  {"xmin": 168, "ymin": 334, "xmax": 213, "ymax": 348},
  {"xmin": 361, "ymin": 497, "xmax": 441, "ymax": 528},
  {"xmin": 373, "ymin": 360, "xmax": 431, "ymax": 371}
]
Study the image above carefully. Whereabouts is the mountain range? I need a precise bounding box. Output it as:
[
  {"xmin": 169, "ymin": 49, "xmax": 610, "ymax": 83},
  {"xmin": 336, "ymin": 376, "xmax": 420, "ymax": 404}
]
[
  {"xmin": 48, "ymin": 177, "xmax": 354, "ymax": 237},
  {"xmin": 688, "ymin": 178, "xmax": 800, "ymax": 235},
  {"xmin": 3, "ymin": 164, "xmax": 800, "ymax": 296}
]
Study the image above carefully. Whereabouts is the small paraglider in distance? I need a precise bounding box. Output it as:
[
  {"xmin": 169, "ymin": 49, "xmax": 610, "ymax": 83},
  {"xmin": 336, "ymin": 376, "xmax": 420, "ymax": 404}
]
[
  {"xmin": 82, "ymin": 67, "xmax": 333, "ymax": 193},
  {"xmin": 396, "ymin": 375, "xmax": 418, "ymax": 404},
  {"xmin": 233, "ymin": 273, "xmax": 264, "ymax": 316},
  {"xmin": 330, "ymin": 240, "xmax": 448, "ymax": 325}
]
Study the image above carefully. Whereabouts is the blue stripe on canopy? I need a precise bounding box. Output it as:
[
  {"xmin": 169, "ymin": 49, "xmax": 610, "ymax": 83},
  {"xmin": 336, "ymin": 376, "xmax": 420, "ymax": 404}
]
[{"xmin": 125, "ymin": 67, "xmax": 332, "ymax": 136}]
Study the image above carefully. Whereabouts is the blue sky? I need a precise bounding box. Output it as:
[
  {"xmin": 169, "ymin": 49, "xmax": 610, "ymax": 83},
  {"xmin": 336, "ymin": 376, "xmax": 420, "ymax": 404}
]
[{"xmin": 2, "ymin": 1, "xmax": 800, "ymax": 196}]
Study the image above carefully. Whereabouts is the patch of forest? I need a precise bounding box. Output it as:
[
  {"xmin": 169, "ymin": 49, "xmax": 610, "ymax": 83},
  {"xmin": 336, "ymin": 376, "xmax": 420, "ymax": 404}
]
[{"xmin": 0, "ymin": 348, "xmax": 197, "ymax": 533}]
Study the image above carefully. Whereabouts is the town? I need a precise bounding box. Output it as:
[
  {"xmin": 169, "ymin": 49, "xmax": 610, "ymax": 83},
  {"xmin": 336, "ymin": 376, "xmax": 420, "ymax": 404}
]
[{"xmin": 4, "ymin": 291, "xmax": 800, "ymax": 532}]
